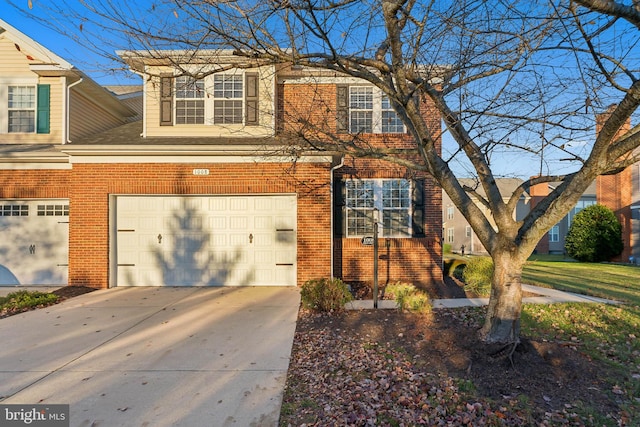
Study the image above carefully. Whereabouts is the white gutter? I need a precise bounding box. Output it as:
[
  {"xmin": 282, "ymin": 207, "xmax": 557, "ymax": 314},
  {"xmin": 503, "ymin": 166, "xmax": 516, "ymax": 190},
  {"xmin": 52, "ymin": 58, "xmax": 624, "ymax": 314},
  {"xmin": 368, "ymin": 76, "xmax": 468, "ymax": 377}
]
[
  {"xmin": 330, "ymin": 156, "xmax": 345, "ymax": 280},
  {"xmin": 65, "ymin": 78, "xmax": 83, "ymax": 143}
]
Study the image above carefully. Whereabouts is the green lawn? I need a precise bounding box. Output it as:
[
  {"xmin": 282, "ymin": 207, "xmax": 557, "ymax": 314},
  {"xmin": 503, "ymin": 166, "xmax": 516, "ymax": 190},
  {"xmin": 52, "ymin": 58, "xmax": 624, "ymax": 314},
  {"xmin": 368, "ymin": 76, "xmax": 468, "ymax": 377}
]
[
  {"xmin": 519, "ymin": 256, "xmax": 640, "ymax": 425},
  {"xmin": 523, "ymin": 256, "xmax": 640, "ymax": 304}
]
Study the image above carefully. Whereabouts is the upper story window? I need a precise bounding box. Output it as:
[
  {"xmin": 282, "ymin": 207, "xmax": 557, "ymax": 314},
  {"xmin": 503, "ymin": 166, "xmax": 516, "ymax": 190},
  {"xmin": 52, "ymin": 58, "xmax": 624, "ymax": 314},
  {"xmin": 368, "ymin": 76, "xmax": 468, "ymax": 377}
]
[
  {"xmin": 1, "ymin": 83, "xmax": 50, "ymax": 135},
  {"xmin": 175, "ymin": 77, "xmax": 205, "ymax": 124},
  {"xmin": 345, "ymin": 179, "xmax": 411, "ymax": 237},
  {"xmin": 160, "ymin": 72, "xmax": 259, "ymax": 127},
  {"xmin": 341, "ymin": 86, "xmax": 405, "ymax": 134},
  {"xmin": 8, "ymin": 86, "xmax": 36, "ymax": 133},
  {"xmin": 213, "ymin": 74, "xmax": 243, "ymax": 124},
  {"xmin": 446, "ymin": 206, "xmax": 454, "ymax": 220}
]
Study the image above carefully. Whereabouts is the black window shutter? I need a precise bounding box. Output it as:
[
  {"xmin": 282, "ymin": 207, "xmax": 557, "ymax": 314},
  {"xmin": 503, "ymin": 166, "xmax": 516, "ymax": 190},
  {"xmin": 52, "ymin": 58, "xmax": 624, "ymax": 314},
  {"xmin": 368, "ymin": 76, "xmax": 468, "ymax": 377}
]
[
  {"xmin": 160, "ymin": 74, "xmax": 173, "ymax": 126},
  {"xmin": 336, "ymin": 85, "xmax": 348, "ymax": 133},
  {"xmin": 245, "ymin": 72, "xmax": 259, "ymax": 126},
  {"xmin": 334, "ymin": 178, "xmax": 345, "ymax": 236},
  {"xmin": 412, "ymin": 179, "xmax": 425, "ymax": 237}
]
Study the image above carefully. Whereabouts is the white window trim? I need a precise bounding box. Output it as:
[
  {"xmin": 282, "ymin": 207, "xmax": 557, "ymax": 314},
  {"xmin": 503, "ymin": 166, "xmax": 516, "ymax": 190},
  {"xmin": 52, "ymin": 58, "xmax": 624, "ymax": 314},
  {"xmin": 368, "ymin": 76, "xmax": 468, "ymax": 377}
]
[
  {"xmin": 345, "ymin": 178, "xmax": 412, "ymax": 238},
  {"xmin": 349, "ymin": 86, "xmax": 405, "ymax": 134},
  {"xmin": 173, "ymin": 70, "xmax": 246, "ymax": 126},
  {"xmin": 549, "ymin": 225, "xmax": 560, "ymax": 243},
  {"xmin": 447, "ymin": 227, "xmax": 454, "ymax": 243},
  {"xmin": 0, "ymin": 78, "xmax": 38, "ymax": 134}
]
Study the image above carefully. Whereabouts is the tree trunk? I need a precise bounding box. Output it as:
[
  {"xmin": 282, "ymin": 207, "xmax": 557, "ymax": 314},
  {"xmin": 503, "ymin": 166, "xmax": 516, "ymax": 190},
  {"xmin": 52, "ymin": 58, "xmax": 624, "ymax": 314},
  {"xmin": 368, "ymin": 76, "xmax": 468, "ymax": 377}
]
[{"xmin": 479, "ymin": 250, "xmax": 525, "ymax": 345}]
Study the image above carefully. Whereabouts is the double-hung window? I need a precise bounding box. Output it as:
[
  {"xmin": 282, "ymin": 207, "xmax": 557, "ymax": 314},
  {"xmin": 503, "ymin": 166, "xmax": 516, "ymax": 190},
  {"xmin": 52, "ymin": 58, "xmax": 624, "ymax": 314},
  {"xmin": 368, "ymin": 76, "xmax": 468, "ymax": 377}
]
[
  {"xmin": 348, "ymin": 86, "xmax": 404, "ymax": 134},
  {"xmin": 381, "ymin": 95, "xmax": 404, "ymax": 133},
  {"xmin": 549, "ymin": 225, "xmax": 559, "ymax": 243},
  {"xmin": 175, "ymin": 76, "xmax": 205, "ymax": 124},
  {"xmin": 163, "ymin": 71, "xmax": 258, "ymax": 127},
  {"xmin": 213, "ymin": 74, "xmax": 243, "ymax": 124},
  {"xmin": 8, "ymin": 86, "xmax": 36, "ymax": 133},
  {"xmin": 345, "ymin": 179, "xmax": 411, "ymax": 237}
]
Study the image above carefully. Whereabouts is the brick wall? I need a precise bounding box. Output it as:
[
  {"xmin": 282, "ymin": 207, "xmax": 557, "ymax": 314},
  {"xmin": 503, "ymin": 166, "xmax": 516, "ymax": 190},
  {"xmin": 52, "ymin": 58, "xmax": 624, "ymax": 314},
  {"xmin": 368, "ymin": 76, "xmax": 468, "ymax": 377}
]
[
  {"xmin": 334, "ymin": 160, "xmax": 443, "ymax": 287},
  {"xmin": 0, "ymin": 169, "xmax": 70, "ymax": 199},
  {"xmin": 530, "ymin": 180, "xmax": 550, "ymax": 254},
  {"xmin": 597, "ymin": 170, "xmax": 633, "ymax": 262},
  {"xmin": 68, "ymin": 161, "xmax": 333, "ymax": 288},
  {"xmin": 279, "ymin": 80, "xmax": 444, "ymax": 287},
  {"xmin": 596, "ymin": 110, "xmax": 633, "ymax": 262}
]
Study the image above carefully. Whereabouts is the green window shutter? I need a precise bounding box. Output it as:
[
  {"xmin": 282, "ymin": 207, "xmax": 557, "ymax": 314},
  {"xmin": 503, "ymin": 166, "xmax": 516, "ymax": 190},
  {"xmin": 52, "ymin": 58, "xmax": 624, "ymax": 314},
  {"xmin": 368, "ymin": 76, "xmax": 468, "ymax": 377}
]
[
  {"xmin": 245, "ymin": 72, "xmax": 259, "ymax": 126},
  {"xmin": 336, "ymin": 85, "xmax": 348, "ymax": 133},
  {"xmin": 160, "ymin": 74, "xmax": 174, "ymax": 126},
  {"xmin": 36, "ymin": 84, "xmax": 50, "ymax": 134}
]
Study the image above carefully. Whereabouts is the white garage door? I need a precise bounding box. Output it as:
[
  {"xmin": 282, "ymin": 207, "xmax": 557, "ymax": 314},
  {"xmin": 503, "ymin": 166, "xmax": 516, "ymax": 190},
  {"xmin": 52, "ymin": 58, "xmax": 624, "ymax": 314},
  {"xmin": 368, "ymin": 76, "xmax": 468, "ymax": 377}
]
[
  {"xmin": 115, "ymin": 195, "xmax": 297, "ymax": 286},
  {"xmin": 0, "ymin": 200, "xmax": 69, "ymax": 286}
]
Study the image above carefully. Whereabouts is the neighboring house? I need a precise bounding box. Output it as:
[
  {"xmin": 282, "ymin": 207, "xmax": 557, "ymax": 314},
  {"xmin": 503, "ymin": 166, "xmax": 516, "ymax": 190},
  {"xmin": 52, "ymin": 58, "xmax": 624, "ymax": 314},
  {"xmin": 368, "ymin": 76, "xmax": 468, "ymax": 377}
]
[
  {"xmin": 530, "ymin": 181, "xmax": 597, "ymax": 255},
  {"xmin": 0, "ymin": 19, "xmax": 136, "ymax": 286},
  {"xmin": 593, "ymin": 110, "xmax": 639, "ymax": 264},
  {"xmin": 597, "ymin": 159, "xmax": 640, "ymax": 264},
  {"xmin": 441, "ymin": 178, "xmax": 529, "ymax": 255},
  {"xmin": 441, "ymin": 178, "xmax": 600, "ymax": 257},
  {"xmin": 0, "ymin": 21, "xmax": 443, "ymax": 288}
]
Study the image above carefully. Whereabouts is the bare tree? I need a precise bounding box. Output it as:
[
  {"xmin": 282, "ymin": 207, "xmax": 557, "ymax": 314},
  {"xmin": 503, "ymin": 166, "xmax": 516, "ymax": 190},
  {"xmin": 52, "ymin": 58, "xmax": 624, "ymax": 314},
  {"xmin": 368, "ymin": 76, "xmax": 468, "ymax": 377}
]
[{"xmin": 16, "ymin": 0, "xmax": 640, "ymax": 345}]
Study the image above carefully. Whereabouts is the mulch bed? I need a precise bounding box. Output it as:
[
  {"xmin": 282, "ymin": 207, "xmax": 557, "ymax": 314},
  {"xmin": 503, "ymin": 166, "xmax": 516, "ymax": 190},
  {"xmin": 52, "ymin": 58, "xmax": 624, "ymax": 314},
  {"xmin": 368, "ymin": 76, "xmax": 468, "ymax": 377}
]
[{"xmin": 280, "ymin": 279, "xmax": 631, "ymax": 426}]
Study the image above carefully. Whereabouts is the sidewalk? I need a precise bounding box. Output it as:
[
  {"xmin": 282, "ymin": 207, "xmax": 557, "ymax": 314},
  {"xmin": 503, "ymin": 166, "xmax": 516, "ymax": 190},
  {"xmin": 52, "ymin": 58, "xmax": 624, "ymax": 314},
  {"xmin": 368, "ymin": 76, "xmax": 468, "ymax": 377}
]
[{"xmin": 346, "ymin": 284, "xmax": 621, "ymax": 310}]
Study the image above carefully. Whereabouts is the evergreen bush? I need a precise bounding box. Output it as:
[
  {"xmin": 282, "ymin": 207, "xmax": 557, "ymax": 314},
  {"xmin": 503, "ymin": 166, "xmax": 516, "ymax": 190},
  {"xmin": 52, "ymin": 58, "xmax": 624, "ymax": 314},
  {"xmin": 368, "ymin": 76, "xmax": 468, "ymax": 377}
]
[{"xmin": 565, "ymin": 204, "xmax": 623, "ymax": 262}]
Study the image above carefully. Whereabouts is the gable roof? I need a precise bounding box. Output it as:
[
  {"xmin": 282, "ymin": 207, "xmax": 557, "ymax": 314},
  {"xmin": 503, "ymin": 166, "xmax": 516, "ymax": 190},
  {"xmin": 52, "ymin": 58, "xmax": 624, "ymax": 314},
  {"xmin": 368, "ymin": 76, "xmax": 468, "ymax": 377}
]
[
  {"xmin": 0, "ymin": 18, "xmax": 136, "ymax": 119},
  {"xmin": 0, "ymin": 18, "xmax": 74, "ymax": 72}
]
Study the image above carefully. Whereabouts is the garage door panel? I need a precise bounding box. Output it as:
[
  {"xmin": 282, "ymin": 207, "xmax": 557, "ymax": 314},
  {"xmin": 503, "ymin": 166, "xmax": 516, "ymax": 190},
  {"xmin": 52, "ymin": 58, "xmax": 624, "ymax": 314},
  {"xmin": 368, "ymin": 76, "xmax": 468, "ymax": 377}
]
[
  {"xmin": 116, "ymin": 195, "xmax": 296, "ymax": 287},
  {"xmin": 0, "ymin": 200, "xmax": 69, "ymax": 286}
]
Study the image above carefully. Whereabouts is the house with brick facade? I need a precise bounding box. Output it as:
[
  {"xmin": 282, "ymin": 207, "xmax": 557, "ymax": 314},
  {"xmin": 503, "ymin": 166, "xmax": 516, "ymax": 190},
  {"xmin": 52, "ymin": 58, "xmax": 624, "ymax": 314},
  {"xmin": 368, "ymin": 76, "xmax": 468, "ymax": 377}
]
[
  {"xmin": 0, "ymin": 19, "xmax": 136, "ymax": 286},
  {"xmin": 0, "ymin": 23, "xmax": 443, "ymax": 289},
  {"xmin": 597, "ymin": 160, "xmax": 640, "ymax": 264}
]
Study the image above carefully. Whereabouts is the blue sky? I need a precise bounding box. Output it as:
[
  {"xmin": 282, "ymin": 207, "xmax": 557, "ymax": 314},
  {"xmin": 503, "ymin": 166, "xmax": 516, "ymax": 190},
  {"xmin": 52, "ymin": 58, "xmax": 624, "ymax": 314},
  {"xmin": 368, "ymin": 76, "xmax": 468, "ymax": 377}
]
[
  {"xmin": 2, "ymin": 1, "xmax": 614, "ymax": 180},
  {"xmin": 3, "ymin": 3, "xmax": 136, "ymax": 85}
]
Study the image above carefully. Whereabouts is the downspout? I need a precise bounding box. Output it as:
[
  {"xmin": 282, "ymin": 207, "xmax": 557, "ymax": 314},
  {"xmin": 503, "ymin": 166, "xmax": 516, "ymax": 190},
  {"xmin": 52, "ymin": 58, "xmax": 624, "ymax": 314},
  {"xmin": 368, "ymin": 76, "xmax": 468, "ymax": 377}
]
[
  {"xmin": 330, "ymin": 155, "xmax": 345, "ymax": 280},
  {"xmin": 129, "ymin": 69, "xmax": 147, "ymax": 137},
  {"xmin": 65, "ymin": 77, "xmax": 83, "ymax": 143}
]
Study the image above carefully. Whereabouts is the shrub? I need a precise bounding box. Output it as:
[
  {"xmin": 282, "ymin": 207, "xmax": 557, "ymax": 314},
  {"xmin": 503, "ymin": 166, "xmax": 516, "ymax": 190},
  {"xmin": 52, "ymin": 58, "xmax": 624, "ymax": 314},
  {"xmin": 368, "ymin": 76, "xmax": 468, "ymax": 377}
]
[
  {"xmin": 0, "ymin": 290, "xmax": 59, "ymax": 311},
  {"xmin": 462, "ymin": 256, "xmax": 493, "ymax": 296},
  {"xmin": 443, "ymin": 243, "xmax": 452, "ymax": 254},
  {"xmin": 385, "ymin": 282, "xmax": 431, "ymax": 313},
  {"xmin": 565, "ymin": 204, "xmax": 623, "ymax": 262},
  {"xmin": 300, "ymin": 278, "xmax": 353, "ymax": 312}
]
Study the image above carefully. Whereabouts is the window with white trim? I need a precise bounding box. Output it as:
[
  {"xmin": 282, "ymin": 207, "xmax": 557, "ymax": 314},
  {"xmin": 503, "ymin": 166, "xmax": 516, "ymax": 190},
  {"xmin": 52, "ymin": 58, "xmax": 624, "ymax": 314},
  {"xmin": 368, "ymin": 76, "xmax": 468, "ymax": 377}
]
[
  {"xmin": 37, "ymin": 204, "xmax": 69, "ymax": 216},
  {"xmin": 568, "ymin": 200, "xmax": 596, "ymax": 226},
  {"xmin": 345, "ymin": 179, "xmax": 411, "ymax": 237},
  {"xmin": 349, "ymin": 87, "xmax": 404, "ymax": 134},
  {"xmin": 167, "ymin": 72, "xmax": 257, "ymax": 126},
  {"xmin": 549, "ymin": 225, "xmax": 559, "ymax": 242},
  {"xmin": 446, "ymin": 206, "xmax": 454, "ymax": 220},
  {"xmin": 0, "ymin": 205, "xmax": 28, "ymax": 216},
  {"xmin": 175, "ymin": 76, "xmax": 205, "ymax": 124},
  {"xmin": 447, "ymin": 227, "xmax": 454, "ymax": 243},
  {"xmin": 466, "ymin": 226, "xmax": 472, "ymax": 237},
  {"xmin": 213, "ymin": 74, "xmax": 243, "ymax": 124},
  {"xmin": 8, "ymin": 86, "xmax": 36, "ymax": 133}
]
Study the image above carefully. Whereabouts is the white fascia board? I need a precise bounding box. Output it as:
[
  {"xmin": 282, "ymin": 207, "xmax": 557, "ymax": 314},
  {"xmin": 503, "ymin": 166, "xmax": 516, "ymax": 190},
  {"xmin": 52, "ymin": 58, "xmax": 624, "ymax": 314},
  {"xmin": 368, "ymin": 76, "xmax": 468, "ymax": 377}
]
[
  {"xmin": 60, "ymin": 145, "xmax": 332, "ymax": 164},
  {"xmin": 0, "ymin": 18, "xmax": 74, "ymax": 69}
]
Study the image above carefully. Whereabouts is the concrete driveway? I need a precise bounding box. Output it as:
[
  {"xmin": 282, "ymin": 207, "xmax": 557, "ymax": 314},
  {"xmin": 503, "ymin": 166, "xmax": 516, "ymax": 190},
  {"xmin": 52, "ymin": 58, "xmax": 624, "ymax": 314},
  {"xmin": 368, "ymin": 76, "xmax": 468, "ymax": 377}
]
[{"xmin": 0, "ymin": 286, "xmax": 301, "ymax": 427}]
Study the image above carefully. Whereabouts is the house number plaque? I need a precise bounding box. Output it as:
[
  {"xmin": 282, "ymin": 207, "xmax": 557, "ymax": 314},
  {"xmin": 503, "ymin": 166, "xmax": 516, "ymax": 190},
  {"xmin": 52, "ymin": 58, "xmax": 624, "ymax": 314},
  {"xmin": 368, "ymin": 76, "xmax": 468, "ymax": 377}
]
[{"xmin": 192, "ymin": 169, "xmax": 210, "ymax": 176}]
